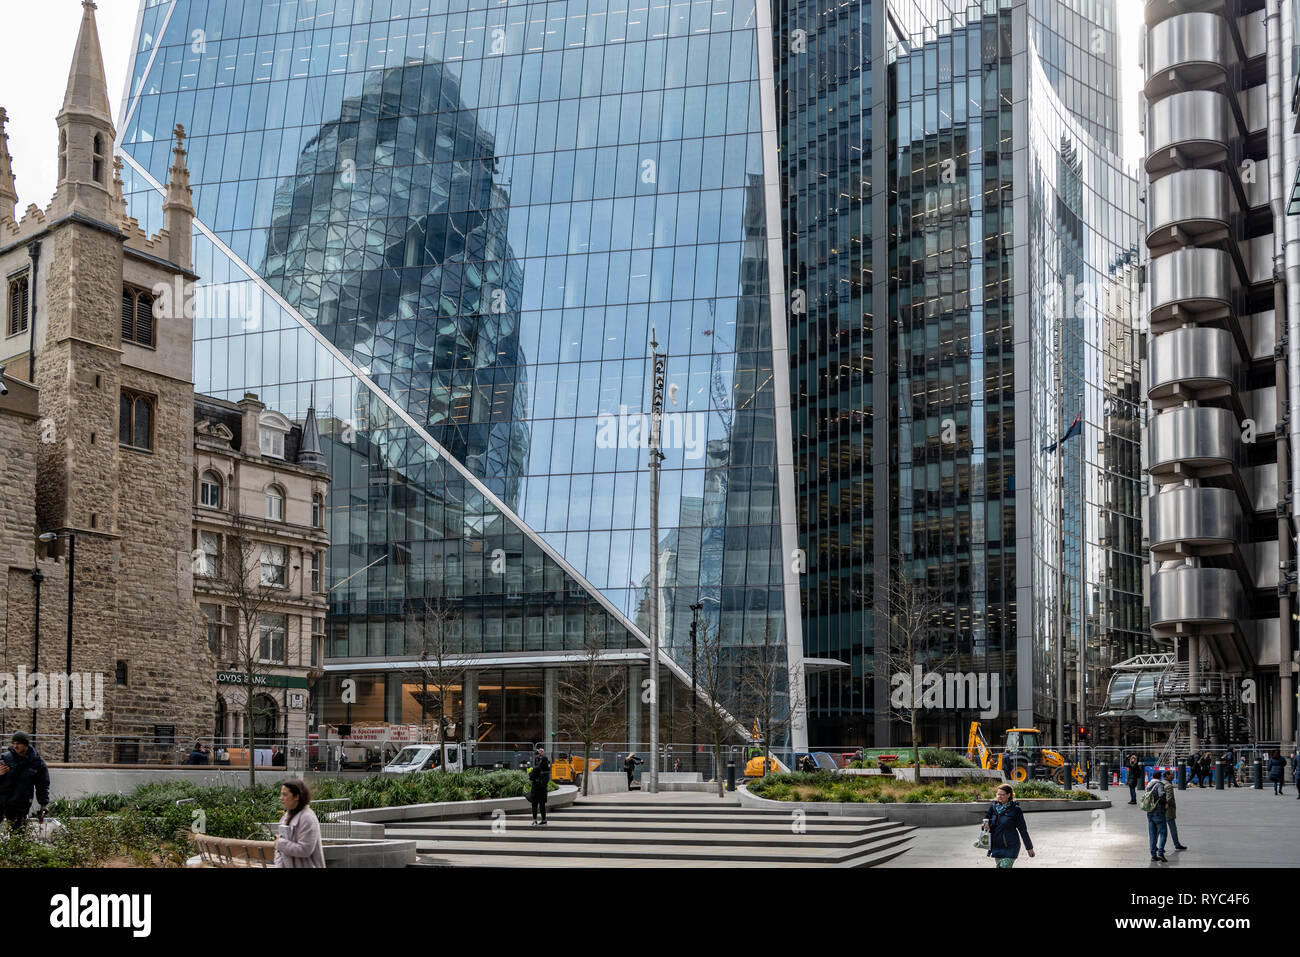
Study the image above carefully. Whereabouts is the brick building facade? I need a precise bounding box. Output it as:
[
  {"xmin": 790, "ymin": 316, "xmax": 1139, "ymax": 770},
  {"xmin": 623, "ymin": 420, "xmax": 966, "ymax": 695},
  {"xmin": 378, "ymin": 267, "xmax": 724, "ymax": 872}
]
[{"xmin": 0, "ymin": 1, "xmax": 215, "ymax": 761}]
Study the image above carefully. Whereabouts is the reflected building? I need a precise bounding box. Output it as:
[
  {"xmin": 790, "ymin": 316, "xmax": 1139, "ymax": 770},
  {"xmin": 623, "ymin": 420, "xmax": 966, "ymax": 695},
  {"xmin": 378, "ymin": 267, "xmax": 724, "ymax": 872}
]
[
  {"xmin": 119, "ymin": 0, "xmax": 806, "ymax": 749},
  {"xmin": 782, "ymin": 0, "xmax": 1146, "ymax": 746}
]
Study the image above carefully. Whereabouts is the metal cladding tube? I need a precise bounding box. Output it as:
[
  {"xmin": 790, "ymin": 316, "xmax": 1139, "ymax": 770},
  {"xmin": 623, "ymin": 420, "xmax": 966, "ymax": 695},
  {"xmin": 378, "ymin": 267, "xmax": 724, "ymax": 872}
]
[
  {"xmin": 1284, "ymin": 0, "xmax": 1300, "ymax": 544},
  {"xmin": 1276, "ymin": 0, "xmax": 1300, "ymax": 751}
]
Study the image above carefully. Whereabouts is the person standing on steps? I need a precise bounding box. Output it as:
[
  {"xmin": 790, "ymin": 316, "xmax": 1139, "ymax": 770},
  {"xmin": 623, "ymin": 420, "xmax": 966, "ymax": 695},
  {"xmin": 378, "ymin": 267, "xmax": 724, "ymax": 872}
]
[
  {"xmin": 1161, "ymin": 770, "xmax": 1187, "ymax": 851},
  {"xmin": 982, "ymin": 783, "xmax": 1034, "ymax": 868},
  {"xmin": 529, "ymin": 745, "xmax": 552, "ymax": 825},
  {"xmin": 624, "ymin": 752, "xmax": 643, "ymax": 791}
]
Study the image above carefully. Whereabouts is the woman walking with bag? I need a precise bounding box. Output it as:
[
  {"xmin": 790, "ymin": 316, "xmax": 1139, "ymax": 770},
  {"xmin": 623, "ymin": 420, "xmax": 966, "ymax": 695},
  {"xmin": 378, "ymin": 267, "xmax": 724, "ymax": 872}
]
[{"xmin": 982, "ymin": 783, "xmax": 1035, "ymax": 868}]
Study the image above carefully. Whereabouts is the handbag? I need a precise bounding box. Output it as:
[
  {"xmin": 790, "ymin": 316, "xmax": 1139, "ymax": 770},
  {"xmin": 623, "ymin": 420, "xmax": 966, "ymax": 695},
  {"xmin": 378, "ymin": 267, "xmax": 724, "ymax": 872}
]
[{"xmin": 974, "ymin": 818, "xmax": 990, "ymax": 849}]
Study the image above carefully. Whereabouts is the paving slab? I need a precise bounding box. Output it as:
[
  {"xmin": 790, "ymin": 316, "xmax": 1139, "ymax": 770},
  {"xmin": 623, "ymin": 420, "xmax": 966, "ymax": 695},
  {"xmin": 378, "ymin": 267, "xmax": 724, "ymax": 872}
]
[{"xmin": 877, "ymin": 782, "xmax": 1300, "ymax": 868}]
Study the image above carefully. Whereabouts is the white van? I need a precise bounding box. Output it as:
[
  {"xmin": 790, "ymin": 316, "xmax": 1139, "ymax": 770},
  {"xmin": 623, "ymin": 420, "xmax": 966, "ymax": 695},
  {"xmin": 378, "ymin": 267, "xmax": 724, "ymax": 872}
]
[{"xmin": 381, "ymin": 743, "xmax": 464, "ymax": 775}]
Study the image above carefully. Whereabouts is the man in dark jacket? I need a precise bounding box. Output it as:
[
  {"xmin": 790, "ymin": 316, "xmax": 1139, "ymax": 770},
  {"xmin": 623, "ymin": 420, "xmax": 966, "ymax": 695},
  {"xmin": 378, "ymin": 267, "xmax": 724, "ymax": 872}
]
[
  {"xmin": 0, "ymin": 732, "xmax": 50, "ymax": 830},
  {"xmin": 529, "ymin": 746, "xmax": 551, "ymax": 825},
  {"xmin": 623, "ymin": 752, "xmax": 643, "ymax": 791},
  {"xmin": 982, "ymin": 784, "xmax": 1034, "ymax": 868},
  {"xmin": 1125, "ymin": 753, "xmax": 1142, "ymax": 804},
  {"xmin": 1268, "ymin": 751, "xmax": 1286, "ymax": 795}
]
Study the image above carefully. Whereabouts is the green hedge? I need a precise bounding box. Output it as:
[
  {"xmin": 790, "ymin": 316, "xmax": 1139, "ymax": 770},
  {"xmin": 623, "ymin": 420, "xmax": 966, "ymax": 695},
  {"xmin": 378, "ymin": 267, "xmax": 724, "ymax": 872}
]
[{"xmin": 748, "ymin": 771, "xmax": 1099, "ymax": 804}]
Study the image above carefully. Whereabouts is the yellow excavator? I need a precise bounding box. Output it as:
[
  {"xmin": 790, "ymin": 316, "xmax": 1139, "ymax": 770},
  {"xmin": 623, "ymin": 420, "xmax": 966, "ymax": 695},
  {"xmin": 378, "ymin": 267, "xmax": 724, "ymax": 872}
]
[{"xmin": 966, "ymin": 721, "xmax": 1086, "ymax": 785}]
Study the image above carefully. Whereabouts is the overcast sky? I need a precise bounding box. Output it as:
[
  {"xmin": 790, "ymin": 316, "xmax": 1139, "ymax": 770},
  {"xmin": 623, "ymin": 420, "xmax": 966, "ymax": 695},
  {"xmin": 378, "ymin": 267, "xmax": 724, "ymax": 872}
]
[
  {"xmin": 2, "ymin": 0, "xmax": 138, "ymax": 213},
  {"xmin": 3, "ymin": 0, "xmax": 1144, "ymax": 213}
]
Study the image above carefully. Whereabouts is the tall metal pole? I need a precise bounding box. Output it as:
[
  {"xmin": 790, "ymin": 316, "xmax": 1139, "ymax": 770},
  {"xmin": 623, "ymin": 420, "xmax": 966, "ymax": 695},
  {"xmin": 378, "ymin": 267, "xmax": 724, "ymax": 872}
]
[
  {"xmin": 690, "ymin": 601, "xmax": 701, "ymax": 774},
  {"xmin": 647, "ymin": 332, "xmax": 666, "ymax": 794},
  {"xmin": 1055, "ymin": 324, "xmax": 1066, "ymax": 746},
  {"xmin": 64, "ymin": 533, "xmax": 75, "ymax": 762}
]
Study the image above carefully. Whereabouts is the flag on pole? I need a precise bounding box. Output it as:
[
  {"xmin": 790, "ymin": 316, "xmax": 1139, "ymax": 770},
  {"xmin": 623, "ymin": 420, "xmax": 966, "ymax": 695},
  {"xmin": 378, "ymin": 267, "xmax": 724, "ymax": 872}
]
[{"xmin": 1042, "ymin": 412, "xmax": 1081, "ymax": 454}]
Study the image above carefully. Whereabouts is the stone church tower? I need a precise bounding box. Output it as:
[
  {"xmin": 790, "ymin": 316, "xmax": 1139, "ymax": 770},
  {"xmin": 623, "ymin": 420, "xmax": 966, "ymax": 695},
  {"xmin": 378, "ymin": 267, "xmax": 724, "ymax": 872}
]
[{"xmin": 0, "ymin": 0, "xmax": 214, "ymax": 760}]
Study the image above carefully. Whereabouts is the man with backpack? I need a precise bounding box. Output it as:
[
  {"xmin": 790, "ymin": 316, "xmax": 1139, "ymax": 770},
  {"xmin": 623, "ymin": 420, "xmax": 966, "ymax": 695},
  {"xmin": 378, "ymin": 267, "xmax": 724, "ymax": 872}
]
[{"xmin": 1142, "ymin": 772, "xmax": 1170, "ymax": 862}]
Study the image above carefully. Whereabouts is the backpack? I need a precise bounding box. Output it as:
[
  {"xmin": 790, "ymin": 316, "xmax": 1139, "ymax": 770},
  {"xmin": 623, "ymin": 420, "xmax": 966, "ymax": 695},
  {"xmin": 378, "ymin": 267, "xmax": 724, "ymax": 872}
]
[{"xmin": 1139, "ymin": 781, "xmax": 1163, "ymax": 813}]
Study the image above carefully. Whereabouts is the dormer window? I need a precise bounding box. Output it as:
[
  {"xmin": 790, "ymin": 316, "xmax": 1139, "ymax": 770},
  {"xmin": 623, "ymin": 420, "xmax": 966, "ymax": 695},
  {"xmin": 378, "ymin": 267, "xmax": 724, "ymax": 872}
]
[
  {"xmin": 258, "ymin": 410, "xmax": 290, "ymax": 459},
  {"xmin": 92, "ymin": 134, "xmax": 104, "ymax": 183},
  {"xmin": 59, "ymin": 130, "xmax": 66, "ymax": 181}
]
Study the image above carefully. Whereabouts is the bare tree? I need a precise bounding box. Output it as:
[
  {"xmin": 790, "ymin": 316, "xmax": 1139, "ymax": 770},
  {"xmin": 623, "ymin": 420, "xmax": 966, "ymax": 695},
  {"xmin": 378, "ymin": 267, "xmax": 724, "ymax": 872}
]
[
  {"xmin": 693, "ymin": 614, "xmax": 745, "ymax": 798},
  {"xmin": 556, "ymin": 616, "xmax": 627, "ymax": 795},
  {"xmin": 879, "ymin": 552, "xmax": 953, "ymax": 774},
  {"xmin": 208, "ymin": 511, "xmax": 296, "ymax": 789},
  {"xmin": 739, "ymin": 617, "xmax": 806, "ymax": 777},
  {"xmin": 405, "ymin": 595, "xmax": 471, "ymax": 772}
]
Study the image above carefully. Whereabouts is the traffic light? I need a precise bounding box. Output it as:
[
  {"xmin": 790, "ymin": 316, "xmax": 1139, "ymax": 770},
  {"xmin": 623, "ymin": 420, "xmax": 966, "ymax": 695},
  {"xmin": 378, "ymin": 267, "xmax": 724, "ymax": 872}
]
[
  {"xmin": 1078, "ymin": 725, "xmax": 1089, "ymax": 742},
  {"xmin": 1063, "ymin": 725, "xmax": 1072, "ymax": 746}
]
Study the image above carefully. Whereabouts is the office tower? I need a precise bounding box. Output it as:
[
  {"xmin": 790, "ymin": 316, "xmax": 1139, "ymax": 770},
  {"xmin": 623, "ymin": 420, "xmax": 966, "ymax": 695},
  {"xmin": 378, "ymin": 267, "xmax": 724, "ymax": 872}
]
[
  {"xmin": 783, "ymin": 0, "xmax": 1144, "ymax": 745},
  {"xmin": 1143, "ymin": 0, "xmax": 1296, "ymax": 750},
  {"xmin": 119, "ymin": 0, "xmax": 807, "ymax": 751}
]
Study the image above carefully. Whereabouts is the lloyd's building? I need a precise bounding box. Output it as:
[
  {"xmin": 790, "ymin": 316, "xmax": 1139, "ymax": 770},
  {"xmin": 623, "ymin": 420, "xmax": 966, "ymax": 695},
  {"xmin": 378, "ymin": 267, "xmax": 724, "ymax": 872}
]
[{"xmin": 117, "ymin": 0, "xmax": 1148, "ymax": 752}]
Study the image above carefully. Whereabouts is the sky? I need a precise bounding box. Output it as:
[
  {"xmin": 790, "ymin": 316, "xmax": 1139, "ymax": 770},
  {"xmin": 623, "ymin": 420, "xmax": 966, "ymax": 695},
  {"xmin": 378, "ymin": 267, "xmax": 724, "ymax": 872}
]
[
  {"xmin": 4, "ymin": 0, "xmax": 1145, "ymax": 212},
  {"xmin": 2, "ymin": 0, "xmax": 138, "ymax": 213}
]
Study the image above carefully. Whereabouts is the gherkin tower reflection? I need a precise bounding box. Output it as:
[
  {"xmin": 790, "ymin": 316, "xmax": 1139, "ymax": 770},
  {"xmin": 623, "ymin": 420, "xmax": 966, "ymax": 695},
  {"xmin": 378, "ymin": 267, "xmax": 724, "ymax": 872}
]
[{"xmin": 262, "ymin": 59, "xmax": 529, "ymax": 511}]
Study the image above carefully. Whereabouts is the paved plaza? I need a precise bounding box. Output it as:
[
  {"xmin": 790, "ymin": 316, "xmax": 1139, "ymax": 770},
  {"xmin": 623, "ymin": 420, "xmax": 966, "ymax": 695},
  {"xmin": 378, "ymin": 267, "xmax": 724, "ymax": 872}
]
[{"xmin": 878, "ymin": 782, "xmax": 1300, "ymax": 868}]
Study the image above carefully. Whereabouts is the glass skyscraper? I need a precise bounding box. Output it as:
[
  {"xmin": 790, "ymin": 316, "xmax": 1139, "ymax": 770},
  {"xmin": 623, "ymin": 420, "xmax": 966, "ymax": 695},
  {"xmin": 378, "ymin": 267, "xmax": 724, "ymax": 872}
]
[
  {"xmin": 119, "ymin": 0, "xmax": 1145, "ymax": 750},
  {"xmin": 119, "ymin": 0, "xmax": 806, "ymax": 751},
  {"xmin": 781, "ymin": 0, "xmax": 1144, "ymax": 745}
]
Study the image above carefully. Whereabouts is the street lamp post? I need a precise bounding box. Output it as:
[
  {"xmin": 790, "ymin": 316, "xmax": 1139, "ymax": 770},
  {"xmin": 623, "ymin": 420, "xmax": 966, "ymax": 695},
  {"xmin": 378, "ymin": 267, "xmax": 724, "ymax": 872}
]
[
  {"xmin": 647, "ymin": 331, "xmax": 666, "ymax": 794},
  {"xmin": 38, "ymin": 530, "xmax": 75, "ymax": 761},
  {"xmin": 689, "ymin": 601, "xmax": 701, "ymax": 774}
]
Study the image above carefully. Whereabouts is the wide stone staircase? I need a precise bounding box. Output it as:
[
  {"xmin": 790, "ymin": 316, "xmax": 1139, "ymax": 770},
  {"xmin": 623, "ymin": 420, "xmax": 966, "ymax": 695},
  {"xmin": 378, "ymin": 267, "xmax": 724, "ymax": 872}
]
[{"xmin": 393, "ymin": 794, "xmax": 914, "ymax": 867}]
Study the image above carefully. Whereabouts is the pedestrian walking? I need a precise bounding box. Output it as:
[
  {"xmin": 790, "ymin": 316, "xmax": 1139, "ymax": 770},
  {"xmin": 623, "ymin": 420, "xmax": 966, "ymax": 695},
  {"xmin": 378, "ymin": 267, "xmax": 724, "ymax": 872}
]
[
  {"xmin": 1141, "ymin": 773, "xmax": 1169, "ymax": 862},
  {"xmin": 1199, "ymin": 752, "xmax": 1213, "ymax": 787},
  {"xmin": 1125, "ymin": 753, "xmax": 1142, "ymax": 804},
  {"xmin": 1268, "ymin": 750, "xmax": 1286, "ymax": 795},
  {"xmin": 529, "ymin": 745, "xmax": 552, "ymax": 825},
  {"xmin": 1223, "ymin": 748, "xmax": 1237, "ymax": 787},
  {"xmin": 982, "ymin": 783, "xmax": 1035, "ymax": 868},
  {"xmin": 0, "ymin": 732, "xmax": 49, "ymax": 831},
  {"xmin": 623, "ymin": 751, "xmax": 643, "ymax": 791},
  {"xmin": 273, "ymin": 779, "xmax": 324, "ymax": 868},
  {"xmin": 1291, "ymin": 749, "xmax": 1299, "ymax": 799},
  {"xmin": 1161, "ymin": 771, "xmax": 1187, "ymax": 851}
]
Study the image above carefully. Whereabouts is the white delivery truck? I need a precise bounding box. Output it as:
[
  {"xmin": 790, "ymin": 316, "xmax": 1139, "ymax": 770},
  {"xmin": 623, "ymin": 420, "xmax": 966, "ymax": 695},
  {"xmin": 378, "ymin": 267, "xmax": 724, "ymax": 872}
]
[{"xmin": 381, "ymin": 742, "xmax": 464, "ymax": 774}]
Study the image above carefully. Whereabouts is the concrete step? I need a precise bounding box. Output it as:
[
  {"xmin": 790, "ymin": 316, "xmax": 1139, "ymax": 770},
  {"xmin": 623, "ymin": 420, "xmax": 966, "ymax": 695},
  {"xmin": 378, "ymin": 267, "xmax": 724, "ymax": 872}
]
[
  {"xmin": 411, "ymin": 854, "xmax": 884, "ymax": 868},
  {"xmin": 395, "ymin": 796, "xmax": 916, "ymax": 867},
  {"xmin": 385, "ymin": 818, "xmax": 898, "ymax": 838},
  {"xmin": 394, "ymin": 823, "xmax": 910, "ymax": 848},
  {"xmin": 476, "ymin": 810, "xmax": 878, "ymax": 826},
  {"xmin": 403, "ymin": 832, "xmax": 914, "ymax": 865}
]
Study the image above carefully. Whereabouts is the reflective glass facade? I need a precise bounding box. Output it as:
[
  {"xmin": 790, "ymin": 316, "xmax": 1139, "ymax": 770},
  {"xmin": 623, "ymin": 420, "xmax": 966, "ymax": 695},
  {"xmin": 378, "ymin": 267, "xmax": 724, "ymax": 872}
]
[
  {"xmin": 781, "ymin": 0, "xmax": 1143, "ymax": 746},
  {"xmin": 120, "ymin": 0, "xmax": 1145, "ymax": 748},
  {"xmin": 119, "ymin": 0, "xmax": 802, "ymax": 743}
]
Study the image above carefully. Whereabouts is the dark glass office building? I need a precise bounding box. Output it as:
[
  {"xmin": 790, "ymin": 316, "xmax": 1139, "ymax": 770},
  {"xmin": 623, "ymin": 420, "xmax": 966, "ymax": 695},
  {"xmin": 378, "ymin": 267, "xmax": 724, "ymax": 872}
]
[
  {"xmin": 121, "ymin": 0, "xmax": 1145, "ymax": 750},
  {"xmin": 779, "ymin": 0, "xmax": 1145, "ymax": 746}
]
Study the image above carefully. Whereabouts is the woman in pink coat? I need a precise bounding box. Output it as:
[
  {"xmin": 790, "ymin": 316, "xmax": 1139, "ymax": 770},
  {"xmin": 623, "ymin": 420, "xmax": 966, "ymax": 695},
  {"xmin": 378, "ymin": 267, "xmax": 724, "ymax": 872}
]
[{"xmin": 274, "ymin": 779, "xmax": 325, "ymax": 868}]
